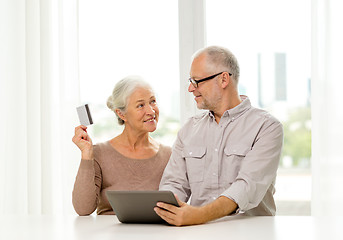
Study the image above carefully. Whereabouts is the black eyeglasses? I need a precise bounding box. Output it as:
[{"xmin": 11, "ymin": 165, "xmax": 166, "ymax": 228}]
[{"xmin": 189, "ymin": 71, "xmax": 232, "ymax": 88}]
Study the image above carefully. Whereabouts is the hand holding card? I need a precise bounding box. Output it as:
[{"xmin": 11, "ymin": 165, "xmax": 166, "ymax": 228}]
[
  {"xmin": 72, "ymin": 125, "xmax": 94, "ymax": 160},
  {"xmin": 73, "ymin": 104, "xmax": 94, "ymax": 160}
]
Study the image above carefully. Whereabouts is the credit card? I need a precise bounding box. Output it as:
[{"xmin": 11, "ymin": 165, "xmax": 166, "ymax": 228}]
[{"xmin": 76, "ymin": 104, "xmax": 93, "ymax": 126}]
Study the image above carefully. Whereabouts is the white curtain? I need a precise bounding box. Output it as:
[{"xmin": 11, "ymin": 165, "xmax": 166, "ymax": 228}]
[
  {"xmin": 312, "ymin": 0, "xmax": 343, "ymax": 216},
  {"xmin": 0, "ymin": 0, "xmax": 80, "ymax": 214}
]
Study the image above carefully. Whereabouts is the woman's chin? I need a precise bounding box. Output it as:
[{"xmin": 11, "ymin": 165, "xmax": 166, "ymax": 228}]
[
  {"xmin": 143, "ymin": 121, "xmax": 158, "ymax": 132},
  {"xmin": 146, "ymin": 126, "xmax": 157, "ymax": 133}
]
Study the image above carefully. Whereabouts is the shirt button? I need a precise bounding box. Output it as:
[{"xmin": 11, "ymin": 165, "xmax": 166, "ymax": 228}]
[
  {"xmin": 215, "ymin": 148, "xmax": 218, "ymax": 152},
  {"xmin": 212, "ymin": 173, "xmax": 217, "ymax": 176},
  {"xmin": 212, "ymin": 197, "xmax": 216, "ymax": 200},
  {"xmin": 189, "ymin": 152, "xmax": 192, "ymax": 155}
]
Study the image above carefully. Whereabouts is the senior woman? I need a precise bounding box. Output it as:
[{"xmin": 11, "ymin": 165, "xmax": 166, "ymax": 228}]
[{"xmin": 72, "ymin": 76, "xmax": 171, "ymax": 215}]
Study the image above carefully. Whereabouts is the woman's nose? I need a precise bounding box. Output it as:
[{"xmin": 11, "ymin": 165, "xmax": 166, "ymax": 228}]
[{"xmin": 146, "ymin": 104, "xmax": 155, "ymax": 114}]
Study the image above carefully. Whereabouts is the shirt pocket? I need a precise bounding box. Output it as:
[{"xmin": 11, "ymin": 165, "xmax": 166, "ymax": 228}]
[
  {"xmin": 182, "ymin": 146, "xmax": 206, "ymax": 183},
  {"xmin": 223, "ymin": 145, "xmax": 251, "ymax": 182}
]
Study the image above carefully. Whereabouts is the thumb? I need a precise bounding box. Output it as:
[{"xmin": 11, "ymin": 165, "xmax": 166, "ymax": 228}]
[{"xmin": 174, "ymin": 194, "xmax": 186, "ymax": 207}]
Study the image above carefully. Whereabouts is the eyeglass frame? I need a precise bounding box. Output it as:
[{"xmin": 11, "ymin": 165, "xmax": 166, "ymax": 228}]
[{"xmin": 189, "ymin": 71, "xmax": 232, "ymax": 88}]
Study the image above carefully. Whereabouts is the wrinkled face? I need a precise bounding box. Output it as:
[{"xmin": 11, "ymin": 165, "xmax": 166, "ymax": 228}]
[
  {"xmin": 123, "ymin": 87, "xmax": 159, "ymax": 133},
  {"xmin": 188, "ymin": 54, "xmax": 223, "ymax": 111}
]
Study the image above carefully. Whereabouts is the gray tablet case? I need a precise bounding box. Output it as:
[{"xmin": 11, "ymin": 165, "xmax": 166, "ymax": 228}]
[{"xmin": 106, "ymin": 190, "xmax": 179, "ymax": 223}]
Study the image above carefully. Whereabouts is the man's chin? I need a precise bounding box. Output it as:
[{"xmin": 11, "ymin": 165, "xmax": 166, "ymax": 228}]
[
  {"xmin": 194, "ymin": 98, "xmax": 208, "ymax": 110},
  {"xmin": 196, "ymin": 102, "xmax": 206, "ymax": 110}
]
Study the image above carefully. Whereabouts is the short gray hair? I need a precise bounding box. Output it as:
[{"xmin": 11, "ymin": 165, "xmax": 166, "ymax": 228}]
[
  {"xmin": 193, "ymin": 46, "xmax": 240, "ymax": 85},
  {"xmin": 107, "ymin": 75, "xmax": 152, "ymax": 125}
]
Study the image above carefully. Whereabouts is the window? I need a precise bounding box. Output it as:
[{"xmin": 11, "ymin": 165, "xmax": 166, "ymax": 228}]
[
  {"xmin": 206, "ymin": 0, "xmax": 311, "ymax": 215},
  {"xmin": 79, "ymin": 0, "xmax": 180, "ymax": 146},
  {"xmin": 79, "ymin": 0, "xmax": 311, "ymax": 215}
]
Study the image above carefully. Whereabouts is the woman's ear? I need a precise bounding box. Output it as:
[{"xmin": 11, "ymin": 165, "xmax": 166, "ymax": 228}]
[{"xmin": 115, "ymin": 109, "xmax": 126, "ymax": 122}]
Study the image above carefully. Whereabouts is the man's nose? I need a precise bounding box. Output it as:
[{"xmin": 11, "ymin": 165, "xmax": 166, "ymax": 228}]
[{"xmin": 188, "ymin": 82, "xmax": 195, "ymax": 92}]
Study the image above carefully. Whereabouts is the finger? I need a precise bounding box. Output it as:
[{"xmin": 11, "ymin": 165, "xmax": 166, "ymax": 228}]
[
  {"xmin": 174, "ymin": 194, "xmax": 185, "ymax": 207},
  {"xmin": 156, "ymin": 213, "xmax": 173, "ymax": 225},
  {"xmin": 77, "ymin": 126, "xmax": 90, "ymax": 139},
  {"xmin": 75, "ymin": 127, "xmax": 83, "ymax": 137},
  {"xmin": 76, "ymin": 129, "xmax": 88, "ymax": 140},
  {"xmin": 80, "ymin": 125, "xmax": 88, "ymax": 132},
  {"xmin": 74, "ymin": 130, "xmax": 91, "ymax": 146},
  {"xmin": 156, "ymin": 202, "xmax": 179, "ymax": 214},
  {"xmin": 154, "ymin": 207, "xmax": 175, "ymax": 224},
  {"xmin": 80, "ymin": 137, "xmax": 91, "ymax": 144},
  {"xmin": 75, "ymin": 125, "xmax": 87, "ymax": 134}
]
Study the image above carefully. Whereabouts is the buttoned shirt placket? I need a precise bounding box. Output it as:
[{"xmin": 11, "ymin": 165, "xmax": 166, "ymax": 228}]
[{"xmin": 208, "ymin": 111, "xmax": 230, "ymax": 200}]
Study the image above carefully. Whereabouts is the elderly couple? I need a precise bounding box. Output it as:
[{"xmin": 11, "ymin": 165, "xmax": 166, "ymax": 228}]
[{"xmin": 72, "ymin": 46, "xmax": 283, "ymax": 226}]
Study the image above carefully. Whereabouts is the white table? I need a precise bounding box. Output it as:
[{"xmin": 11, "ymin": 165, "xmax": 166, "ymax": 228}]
[{"xmin": 0, "ymin": 215, "xmax": 342, "ymax": 240}]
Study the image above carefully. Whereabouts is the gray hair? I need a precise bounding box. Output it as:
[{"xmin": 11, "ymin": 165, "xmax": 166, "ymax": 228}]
[
  {"xmin": 192, "ymin": 46, "xmax": 240, "ymax": 85},
  {"xmin": 107, "ymin": 75, "xmax": 152, "ymax": 125}
]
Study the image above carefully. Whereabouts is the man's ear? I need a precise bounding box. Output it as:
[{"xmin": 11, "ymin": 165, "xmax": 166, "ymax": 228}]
[
  {"xmin": 115, "ymin": 109, "xmax": 126, "ymax": 122},
  {"xmin": 221, "ymin": 72, "xmax": 230, "ymax": 89}
]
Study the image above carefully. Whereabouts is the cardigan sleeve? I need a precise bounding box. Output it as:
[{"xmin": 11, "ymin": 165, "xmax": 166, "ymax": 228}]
[{"xmin": 72, "ymin": 158, "xmax": 102, "ymax": 216}]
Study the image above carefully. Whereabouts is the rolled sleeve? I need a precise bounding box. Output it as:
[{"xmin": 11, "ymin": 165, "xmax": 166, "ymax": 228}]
[{"xmin": 221, "ymin": 119, "xmax": 283, "ymax": 212}]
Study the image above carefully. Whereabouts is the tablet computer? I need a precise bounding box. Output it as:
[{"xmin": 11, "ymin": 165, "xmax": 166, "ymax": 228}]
[{"xmin": 106, "ymin": 190, "xmax": 179, "ymax": 224}]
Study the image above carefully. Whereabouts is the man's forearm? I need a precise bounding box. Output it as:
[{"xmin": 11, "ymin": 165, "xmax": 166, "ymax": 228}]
[{"xmin": 199, "ymin": 196, "xmax": 238, "ymax": 223}]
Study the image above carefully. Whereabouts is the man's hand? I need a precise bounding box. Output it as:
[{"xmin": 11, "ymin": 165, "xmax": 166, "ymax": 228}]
[
  {"xmin": 154, "ymin": 195, "xmax": 238, "ymax": 226},
  {"xmin": 154, "ymin": 195, "xmax": 205, "ymax": 226}
]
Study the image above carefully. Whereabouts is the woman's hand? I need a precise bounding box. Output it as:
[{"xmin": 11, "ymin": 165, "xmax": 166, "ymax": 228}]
[{"xmin": 72, "ymin": 125, "xmax": 94, "ymax": 160}]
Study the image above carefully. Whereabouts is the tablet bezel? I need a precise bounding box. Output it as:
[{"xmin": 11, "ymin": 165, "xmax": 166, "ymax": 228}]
[{"xmin": 106, "ymin": 190, "xmax": 179, "ymax": 223}]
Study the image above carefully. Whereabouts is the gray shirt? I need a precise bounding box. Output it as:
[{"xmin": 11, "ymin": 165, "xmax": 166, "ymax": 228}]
[{"xmin": 159, "ymin": 96, "xmax": 283, "ymax": 216}]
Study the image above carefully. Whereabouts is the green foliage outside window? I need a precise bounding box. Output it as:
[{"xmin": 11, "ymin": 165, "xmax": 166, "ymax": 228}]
[{"xmin": 281, "ymin": 107, "xmax": 311, "ymax": 168}]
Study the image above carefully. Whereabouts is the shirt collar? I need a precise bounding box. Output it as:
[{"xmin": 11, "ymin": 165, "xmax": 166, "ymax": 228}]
[{"xmin": 208, "ymin": 95, "xmax": 251, "ymax": 121}]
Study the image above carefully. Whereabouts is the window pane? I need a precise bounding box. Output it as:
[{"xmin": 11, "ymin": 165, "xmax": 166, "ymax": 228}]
[
  {"xmin": 79, "ymin": 0, "xmax": 180, "ymax": 146},
  {"xmin": 206, "ymin": 0, "xmax": 311, "ymax": 215}
]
